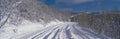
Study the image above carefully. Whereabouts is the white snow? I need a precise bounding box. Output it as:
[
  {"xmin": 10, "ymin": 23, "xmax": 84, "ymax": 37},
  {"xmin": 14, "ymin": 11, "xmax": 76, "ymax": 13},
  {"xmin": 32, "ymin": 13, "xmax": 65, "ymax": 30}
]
[
  {"xmin": 0, "ymin": 21, "xmax": 110, "ymax": 39},
  {"xmin": 12, "ymin": 1, "xmax": 22, "ymax": 7},
  {"xmin": 16, "ymin": 20, "xmax": 44, "ymax": 34}
]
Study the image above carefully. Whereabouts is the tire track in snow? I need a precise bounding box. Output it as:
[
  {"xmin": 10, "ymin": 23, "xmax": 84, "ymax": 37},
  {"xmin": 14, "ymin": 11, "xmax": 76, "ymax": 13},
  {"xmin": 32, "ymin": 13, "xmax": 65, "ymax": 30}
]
[
  {"xmin": 40, "ymin": 26, "xmax": 59, "ymax": 39},
  {"xmin": 32, "ymin": 25, "xmax": 63, "ymax": 39},
  {"xmin": 64, "ymin": 25, "xmax": 72, "ymax": 39},
  {"xmin": 31, "ymin": 26, "xmax": 59, "ymax": 39},
  {"xmin": 11, "ymin": 22, "xmax": 110, "ymax": 39},
  {"xmin": 45, "ymin": 25, "xmax": 63, "ymax": 39},
  {"xmin": 11, "ymin": 25, "xmax": 57, "ymax": 39},
  {"xmin": 73, "ymin": 24, "xmax": 94, "ymax": 39}
]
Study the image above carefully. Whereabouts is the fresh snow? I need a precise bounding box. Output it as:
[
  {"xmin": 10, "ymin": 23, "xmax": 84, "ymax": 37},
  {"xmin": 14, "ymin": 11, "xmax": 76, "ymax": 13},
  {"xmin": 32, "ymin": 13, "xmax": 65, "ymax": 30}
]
[
  {"xmin": 0, "ymin": 0, "xmax": 110, "ymax": 39},
  {"xmin": 0, "ymin": 21, "xmax": 110, "ymax": 39}
]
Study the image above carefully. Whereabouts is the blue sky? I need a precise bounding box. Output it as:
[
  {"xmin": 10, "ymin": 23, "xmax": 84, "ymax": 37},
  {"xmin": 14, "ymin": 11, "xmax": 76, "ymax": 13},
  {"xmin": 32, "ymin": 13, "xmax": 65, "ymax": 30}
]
[{"xmin": 40, "ymin": 0, "xmax": 120, "ymax": 12}]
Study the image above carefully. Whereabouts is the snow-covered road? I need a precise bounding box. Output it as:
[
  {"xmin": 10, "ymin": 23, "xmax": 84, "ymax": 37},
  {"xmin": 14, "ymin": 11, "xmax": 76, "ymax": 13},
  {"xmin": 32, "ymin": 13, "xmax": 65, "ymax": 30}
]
[{"xmin": 10, "ymin": 22, "xmax": 109, "ymax": 39}]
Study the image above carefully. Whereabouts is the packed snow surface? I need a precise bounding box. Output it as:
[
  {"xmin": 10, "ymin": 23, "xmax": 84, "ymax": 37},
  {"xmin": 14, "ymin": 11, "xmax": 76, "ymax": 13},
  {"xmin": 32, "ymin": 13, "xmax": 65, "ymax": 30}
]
[{"xmin": 0, "ymin": 21, "xmax": 109, "ymax": 39}]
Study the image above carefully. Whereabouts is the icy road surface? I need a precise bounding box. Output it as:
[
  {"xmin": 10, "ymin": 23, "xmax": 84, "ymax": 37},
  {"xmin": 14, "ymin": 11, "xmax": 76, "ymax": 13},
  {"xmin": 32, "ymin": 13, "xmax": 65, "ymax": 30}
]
[{"xmin": 9, "ymin": 22, "xmax": 109, "ymax": 39}]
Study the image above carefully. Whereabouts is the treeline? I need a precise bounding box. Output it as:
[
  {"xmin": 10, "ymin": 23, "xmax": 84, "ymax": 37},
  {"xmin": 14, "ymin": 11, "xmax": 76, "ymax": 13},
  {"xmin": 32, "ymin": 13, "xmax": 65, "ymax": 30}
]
[{"xmin": 70, "ymin": 11, "xmax": 120, "ymax": 39}]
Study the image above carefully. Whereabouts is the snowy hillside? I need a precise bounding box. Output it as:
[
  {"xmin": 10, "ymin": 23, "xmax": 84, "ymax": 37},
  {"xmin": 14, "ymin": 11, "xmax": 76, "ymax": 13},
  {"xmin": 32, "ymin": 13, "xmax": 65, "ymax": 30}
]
[
  {"xmin": 71, "ymin": 13, "xmax": 120, "ymax": 39},
  {"xmin": 0, "ymin": 0, "xmax": 70, "ymax": 39},
  {"xmin": 0, "ymin": 0, "xmax": 110, "ymax": 39},
  {"xmin": 0, "ymin": 0, "xmax": 70, "ymax": 26}
]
